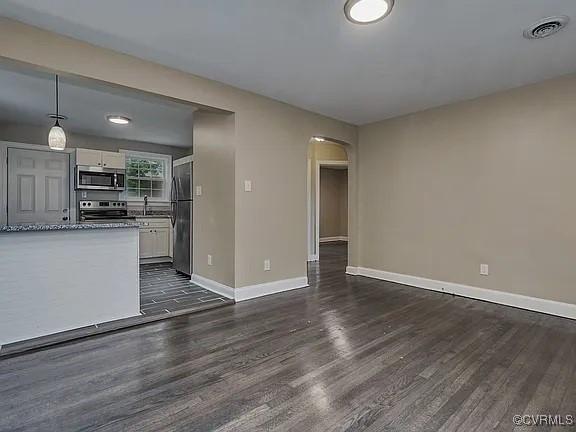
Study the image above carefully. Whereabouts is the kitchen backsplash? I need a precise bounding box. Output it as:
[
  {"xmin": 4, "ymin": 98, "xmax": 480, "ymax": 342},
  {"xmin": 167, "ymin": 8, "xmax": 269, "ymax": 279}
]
[{"xmin": 127, "ymin": 203, "xmax": 171, "ymax": 217}]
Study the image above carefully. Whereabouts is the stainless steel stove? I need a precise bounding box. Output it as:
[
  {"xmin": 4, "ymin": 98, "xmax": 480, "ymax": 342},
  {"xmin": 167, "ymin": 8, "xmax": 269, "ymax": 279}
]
[{"xmin": 78, "ymin": 200, "xmax": 135, "ymax": 223}]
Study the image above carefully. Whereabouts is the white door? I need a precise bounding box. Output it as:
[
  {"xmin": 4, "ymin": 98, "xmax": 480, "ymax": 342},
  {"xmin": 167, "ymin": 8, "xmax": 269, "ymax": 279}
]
[{"xmin": 8, "ymin": 148, "xmax": 70, "ymax": 224}]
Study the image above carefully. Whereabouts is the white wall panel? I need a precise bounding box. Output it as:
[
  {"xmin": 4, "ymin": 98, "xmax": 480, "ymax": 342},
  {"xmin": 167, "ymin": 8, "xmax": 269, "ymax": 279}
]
[{"xmin": 0, "ymin": 228, "xmax": 140, "ymax": 345}]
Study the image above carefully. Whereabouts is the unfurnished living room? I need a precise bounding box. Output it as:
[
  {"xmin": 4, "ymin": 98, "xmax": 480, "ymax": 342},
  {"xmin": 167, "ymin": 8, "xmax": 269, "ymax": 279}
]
[{"xmin": 0, "ymin": 1, "xmax": 575, "ymax": 431}]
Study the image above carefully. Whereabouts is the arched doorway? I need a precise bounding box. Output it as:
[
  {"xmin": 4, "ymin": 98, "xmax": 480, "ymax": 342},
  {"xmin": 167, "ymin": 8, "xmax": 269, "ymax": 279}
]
[{"xmin": 307, "ymin": 137, "xmax": 349, "ymax": 269}]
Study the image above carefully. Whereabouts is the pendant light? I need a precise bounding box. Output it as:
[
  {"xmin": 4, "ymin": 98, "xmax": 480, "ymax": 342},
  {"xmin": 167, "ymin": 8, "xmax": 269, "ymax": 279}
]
[{"xmin": 48, "ymin": 75, "xmax": 66, "ymax": 150}]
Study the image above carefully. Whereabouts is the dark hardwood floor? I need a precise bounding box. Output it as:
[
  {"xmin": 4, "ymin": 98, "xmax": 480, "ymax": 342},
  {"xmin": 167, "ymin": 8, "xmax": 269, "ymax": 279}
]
[{"xmin": 1, "ymin": 242, "xmax": 575, "ymax": 431}]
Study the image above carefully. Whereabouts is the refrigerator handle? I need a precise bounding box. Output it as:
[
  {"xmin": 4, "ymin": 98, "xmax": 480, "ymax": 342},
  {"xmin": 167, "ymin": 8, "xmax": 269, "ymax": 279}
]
[{"xmin": 170, "ymin": 177, "xmax": 177, "ymax": 227}]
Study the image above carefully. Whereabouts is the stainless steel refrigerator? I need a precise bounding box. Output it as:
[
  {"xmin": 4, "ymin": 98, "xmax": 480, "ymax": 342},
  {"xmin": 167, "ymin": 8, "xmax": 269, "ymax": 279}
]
[{"xmin": 171, "ymin": 159, "xmax": 193, "ymax": 276}]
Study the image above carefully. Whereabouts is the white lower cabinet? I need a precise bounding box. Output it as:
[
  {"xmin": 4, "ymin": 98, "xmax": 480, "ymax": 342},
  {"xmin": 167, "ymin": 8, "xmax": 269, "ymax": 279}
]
[
  {"xmin": 139, "ymin": 229, "xmax": 157, "ymax": 259},
  {"xmin": 154, "ymin": 228, "xmax": 171, "ymax": 257},
  {"xmin": 137, "ymin": 218, "xmax": 172, "ymax": 259}
]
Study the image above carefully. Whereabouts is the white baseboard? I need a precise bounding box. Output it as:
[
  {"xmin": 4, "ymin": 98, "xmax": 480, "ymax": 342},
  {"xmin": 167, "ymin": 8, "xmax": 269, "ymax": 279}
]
[
  {"xmin": 349, "ymin": 267, "xmax": 576, "ymax": 320},
  {"xmin": 235, "ymin": 276, "xmax": 309, "ymax": 302},
  {"xmin": 191, "ymin": 274, "xmax": 309, "ymax": 303},
  {"xmin": 346, "ymin": 266, "xmax": 359, "ymax": 275},
  {"xmin": 320, "ymin": 236, "xmax": 348, "ymax": 243},
  {"xmin": 191, "ymin": 274, "xmax": 235, "ymax": 300}
]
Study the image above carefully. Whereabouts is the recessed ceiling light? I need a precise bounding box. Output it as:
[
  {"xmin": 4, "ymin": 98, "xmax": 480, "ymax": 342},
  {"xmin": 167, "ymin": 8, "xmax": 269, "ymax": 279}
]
[
  {"xmin": 107, "ymin": 115, "xmax": 132, "ymax": 125},
  {"xmin": 344, "ymin": 0, "xmax": 394, "ymax": 25}
]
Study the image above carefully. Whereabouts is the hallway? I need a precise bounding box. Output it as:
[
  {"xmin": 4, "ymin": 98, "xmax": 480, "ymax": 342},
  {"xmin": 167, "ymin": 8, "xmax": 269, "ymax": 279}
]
[{"xmin": 308, "ymin": 241, "xmax": 348, "ymax": 287}]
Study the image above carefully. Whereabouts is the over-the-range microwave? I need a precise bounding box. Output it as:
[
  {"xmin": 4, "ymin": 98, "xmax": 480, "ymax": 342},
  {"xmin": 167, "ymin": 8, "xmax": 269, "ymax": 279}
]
[{"xmin": 75, "ymin": 165, "xmax": 126, "ymax": 191}]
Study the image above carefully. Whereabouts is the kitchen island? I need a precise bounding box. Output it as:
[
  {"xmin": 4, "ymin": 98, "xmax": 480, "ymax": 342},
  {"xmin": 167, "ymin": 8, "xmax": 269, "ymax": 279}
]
[{"xmin": 0, "ymin": 222, "xmax": 140, "ymax": 346}]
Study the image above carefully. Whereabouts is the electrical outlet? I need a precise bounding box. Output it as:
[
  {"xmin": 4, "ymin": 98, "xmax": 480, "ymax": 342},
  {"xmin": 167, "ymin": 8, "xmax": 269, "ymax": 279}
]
[
  {"xmin": 264, "ymin": 259, "xmax": 271, "ymax": 271},
  {"xmin": 208, "ymin": 254, "xmax": 213, "ymax": 266},
  {"xmin": 195, "ymin": 185, "xmax": 202, "ymax": 196},
  {"xmin": 480, "ymin": 264, "xmax": 489, "ymax": 276},
  {"xmin": 244, "ymin": 180, "xmax": 252, "ymax": 192}
]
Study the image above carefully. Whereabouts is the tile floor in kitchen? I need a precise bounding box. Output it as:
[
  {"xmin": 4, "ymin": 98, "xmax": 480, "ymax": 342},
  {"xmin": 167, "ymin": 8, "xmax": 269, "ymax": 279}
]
[{"xmin": 139, "ymin": 263, "xmax": 232, "ymax": 316}]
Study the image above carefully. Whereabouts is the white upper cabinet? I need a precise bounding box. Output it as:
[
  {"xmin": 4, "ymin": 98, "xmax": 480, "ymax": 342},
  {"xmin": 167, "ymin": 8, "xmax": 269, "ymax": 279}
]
[
  {"xmin": 76, "ymin": 149, "xmax": 102, "ymax": 167},
  {"xmin": 101, "ymin": 152, "xmax": 126, "ymax": 169},
  {"xmin": 76, "ymin": 149, "xmax": 126, "ymax": 169}
]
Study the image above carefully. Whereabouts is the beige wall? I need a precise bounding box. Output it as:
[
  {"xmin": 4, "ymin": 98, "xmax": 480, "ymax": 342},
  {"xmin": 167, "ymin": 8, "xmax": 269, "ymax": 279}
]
[
  {"xmin": 0, "ymin": 121, "xmax": 190, "ymax": 159},
  {"xmin": 233, "ymin": 111, "xmax": 356, "ymax": 288},
  {"xmin": 320, "ymin": 168, "xmax": 348, "ymax": 238},
  {"xmin": 359, "ymin": 74, "xmax": 576, "ymax": 305},
  {"xmin": 0, "ymin": 18, "xmax": 358, "ymax": 289},
  {"xmin": 193, "ymin": 112, "xmax": 235, "ymax": 286}
]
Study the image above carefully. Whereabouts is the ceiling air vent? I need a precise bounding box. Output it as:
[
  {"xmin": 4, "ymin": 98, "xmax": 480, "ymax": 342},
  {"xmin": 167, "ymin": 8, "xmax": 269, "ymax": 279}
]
[{"xmin": 523, "ymin": 16, "xmax": 570, "ymax": 39}]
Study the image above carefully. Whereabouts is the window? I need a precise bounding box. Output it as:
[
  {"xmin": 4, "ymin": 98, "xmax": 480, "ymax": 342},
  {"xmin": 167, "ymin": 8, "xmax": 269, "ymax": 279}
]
[{"xmin": 120, "ymin": 150, "xmax": 172, "ymax": 202}]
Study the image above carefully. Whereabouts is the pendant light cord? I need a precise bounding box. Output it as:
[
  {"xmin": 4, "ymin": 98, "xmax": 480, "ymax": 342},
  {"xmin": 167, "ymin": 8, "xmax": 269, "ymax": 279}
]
[{"xmin": 55, "ymin": 75, "xmax": 60, "ymax": 127}]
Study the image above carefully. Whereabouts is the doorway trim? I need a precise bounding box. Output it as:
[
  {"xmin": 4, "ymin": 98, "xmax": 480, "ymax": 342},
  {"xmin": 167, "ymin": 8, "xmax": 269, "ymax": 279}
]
[{"xmin": 312, "ymin": 159, "xmax": 349, "ymax": 261}]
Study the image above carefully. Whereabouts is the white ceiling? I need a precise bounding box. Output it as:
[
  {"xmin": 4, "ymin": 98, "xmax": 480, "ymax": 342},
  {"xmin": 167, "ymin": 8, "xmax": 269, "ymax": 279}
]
[
  {"xmin": 1, "ymin": 0, "xmax": 576, "ymax": 125},
  {"xmin": 0, "ymin": 65, "xmax": 195, "ymax": 147}
]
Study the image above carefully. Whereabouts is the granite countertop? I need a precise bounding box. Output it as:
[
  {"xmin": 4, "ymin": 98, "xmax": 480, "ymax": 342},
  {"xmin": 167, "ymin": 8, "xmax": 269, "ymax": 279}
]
[{"xmin": 0, "ymin": 222, "xmax": 140, "ymax": 233}]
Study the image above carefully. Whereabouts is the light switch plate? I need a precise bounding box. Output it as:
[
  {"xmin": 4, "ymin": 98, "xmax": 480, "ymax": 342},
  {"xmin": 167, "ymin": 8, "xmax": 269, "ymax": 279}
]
[
  {"xmin": 195, "ymin": 185, "xmax": 202, "ymax": 196},
  {"xmin": 208, "ymin": 254, "xmax": 213, "ymax": 266},
  {"xmin": 480, "ymin": 264, "xmax": 489, "ymax": 276},
  {"xmin": 244, "ymin": 180, "xmax": 252, "ymax": 192},
  {"xmin": 264, "ymin": 259, "xmax": 271, "ymax": 271}
]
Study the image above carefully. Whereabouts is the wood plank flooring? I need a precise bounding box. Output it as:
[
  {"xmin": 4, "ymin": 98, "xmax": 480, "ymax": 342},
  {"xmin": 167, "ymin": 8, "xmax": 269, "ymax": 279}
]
[{"xmin": 1, "ymin": 242, "xmax": 575, "ymax": 431}]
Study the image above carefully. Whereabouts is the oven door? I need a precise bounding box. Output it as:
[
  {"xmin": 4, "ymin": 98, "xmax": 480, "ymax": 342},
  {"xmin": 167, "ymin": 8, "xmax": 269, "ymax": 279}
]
[
  {"xmin": 79, "ymin": 215, "xmax": 136, "ymax": 223},
  {"xmin": 76, "ymin": 166, "xmax": 120, "ymax": 190}
]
